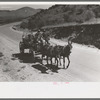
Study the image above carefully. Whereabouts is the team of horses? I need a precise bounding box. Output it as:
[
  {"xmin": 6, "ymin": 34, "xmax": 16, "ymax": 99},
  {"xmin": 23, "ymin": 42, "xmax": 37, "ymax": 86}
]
[{"xmin": 23, "ymin": 32, "xmax": 73, "ymax": 69}]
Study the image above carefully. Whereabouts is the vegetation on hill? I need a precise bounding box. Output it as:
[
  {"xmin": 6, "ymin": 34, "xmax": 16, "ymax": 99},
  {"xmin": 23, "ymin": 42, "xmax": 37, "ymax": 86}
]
[
  {"xmin": 45, "ymin": 24, "xmax": 100, "ymax": 49},
  {"xmin": 20, "ymin": 5, "xmax": 100, "ymax": 29}
]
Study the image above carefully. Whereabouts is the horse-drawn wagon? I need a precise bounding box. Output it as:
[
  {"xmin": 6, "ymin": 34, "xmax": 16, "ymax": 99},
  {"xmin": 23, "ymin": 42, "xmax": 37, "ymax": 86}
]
[
  {"xmin": 19, "ymin": 29, "xmax": 72, "ymax": 69},
  {"xmin": 19, "ymin": 33, "xmax": 35, "ymax": 59},
  {"xmin": 19, "ymin": 29, "xmax": 49, "ymax": 55}
]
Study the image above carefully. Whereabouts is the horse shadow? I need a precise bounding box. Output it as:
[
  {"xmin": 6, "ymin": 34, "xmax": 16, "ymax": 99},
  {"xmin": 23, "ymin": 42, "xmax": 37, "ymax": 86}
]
[
  {"xmin": 32, "ymin": 63, "xmax": 60, "ymax": 74},
  {"xmin": 12, "ymin": 53, "xmax": 42, "ymax": 63},
  {"xmin": 31, "ymin": 64, "xmax": 48, "ymax": 74},
  {"xmin": 45, "ymin": 64, "xmax": 60, "ymax": 73}
]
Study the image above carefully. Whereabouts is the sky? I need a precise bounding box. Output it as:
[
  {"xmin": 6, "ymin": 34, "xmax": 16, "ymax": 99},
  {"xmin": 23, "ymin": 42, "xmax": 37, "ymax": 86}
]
[{"xmin": 0, "ymin": 5, "xmax": 53, "ymax": 10}]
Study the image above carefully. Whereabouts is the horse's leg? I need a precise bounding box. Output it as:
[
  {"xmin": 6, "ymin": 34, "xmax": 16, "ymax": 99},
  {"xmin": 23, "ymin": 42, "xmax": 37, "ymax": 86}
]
[
  {"xmin": 63, "ymin": 56, "xmax": 65, "ymax": 69},
  {"xmin": 50, "ymin": 57, "xmax": 52, "ymax": 65},
  {"xmin": 66, "ymin": 56, "xmax": 70, "ymax": 69},
  {"xmin": 55, "ymin": 57, "xmax": 58, "ymax": 67},
  {"xmin": 41, "ymin": 54, "xmax": 43, "ymax": 64},
  {"xmin": 55, "ymin": 57, "xmax": 56, "ymax": 64},
  {"xmin": 47, "ymin": 56, "xmax": 49, "ymax": 65},
  {"xmin": 59, "ymin": 56, "xmax": 62, "ymax": 66}
]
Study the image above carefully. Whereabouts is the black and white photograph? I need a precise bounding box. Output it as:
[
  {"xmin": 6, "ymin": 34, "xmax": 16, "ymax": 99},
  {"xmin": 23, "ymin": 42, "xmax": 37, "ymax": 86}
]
[{"xmin": 0, "ymin": 2, "xmax": 100, "ymax": 82}]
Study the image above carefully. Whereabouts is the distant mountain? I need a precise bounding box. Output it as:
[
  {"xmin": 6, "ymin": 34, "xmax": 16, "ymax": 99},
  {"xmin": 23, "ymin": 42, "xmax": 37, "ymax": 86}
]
[
  {"xmin": 19, "ymin": 5, "xmax": 100, "ymax": 29},
  {"xmin": 14, "ymin": 7, "xmax": 41, "ymax": 18},
  {"xmin": 0, "ymin": 7, "xmax": 41, "ymax": 24}
]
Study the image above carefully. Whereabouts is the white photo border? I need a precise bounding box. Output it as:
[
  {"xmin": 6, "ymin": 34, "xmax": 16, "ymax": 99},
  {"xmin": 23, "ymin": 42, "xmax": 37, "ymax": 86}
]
[{"xmin": 0, "ymin": 1, "xmax": 100, "ymax": 98}]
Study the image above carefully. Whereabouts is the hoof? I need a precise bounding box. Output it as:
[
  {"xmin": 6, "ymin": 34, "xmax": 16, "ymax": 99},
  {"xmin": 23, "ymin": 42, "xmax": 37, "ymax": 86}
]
[{"xmin": 66, "ymin": 66, "xmax": 69, "ymax": 69}]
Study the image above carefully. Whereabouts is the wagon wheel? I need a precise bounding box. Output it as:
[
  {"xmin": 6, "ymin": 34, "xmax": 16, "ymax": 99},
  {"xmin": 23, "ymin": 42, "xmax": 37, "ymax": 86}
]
[{"xmin": 19, "ymin": 42, "xmax": 24, "ymax": 54}]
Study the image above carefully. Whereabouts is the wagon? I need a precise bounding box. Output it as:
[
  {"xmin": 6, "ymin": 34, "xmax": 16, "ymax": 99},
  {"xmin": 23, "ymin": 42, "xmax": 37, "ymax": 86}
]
[{"xmin": 19, "ymin": 40, "xmax": 35, "ymax": 58}]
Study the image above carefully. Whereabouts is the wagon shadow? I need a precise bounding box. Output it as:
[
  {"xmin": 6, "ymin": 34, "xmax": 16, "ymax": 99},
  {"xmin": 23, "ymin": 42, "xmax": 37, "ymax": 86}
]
[{"xmin": 12, "ymin": 53, "xmax": 41, "ymax": 63}]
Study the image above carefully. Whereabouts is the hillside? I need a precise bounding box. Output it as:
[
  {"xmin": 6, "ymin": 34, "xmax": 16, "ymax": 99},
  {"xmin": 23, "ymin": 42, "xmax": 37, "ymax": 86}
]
[
  {"xmin": 20, "ymin": 5, "xmax": 100, "ymax": 29},
  {"xmin": 18, "ymin": 5, "xmax": 100, "ymax": 49},
  {"xmin": 0, "ymin": 7, "xmax": 41, "ymax": 25},
  {"xmin": 42, "ymin": 23, "xmax": 100, "ymax": 49}
]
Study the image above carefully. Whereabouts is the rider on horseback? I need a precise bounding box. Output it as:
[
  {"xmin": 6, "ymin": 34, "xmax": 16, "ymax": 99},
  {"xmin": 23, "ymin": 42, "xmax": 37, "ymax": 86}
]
[{"xmin": 35, "ymin": 29, "xmax": 42, "ymax": 43}]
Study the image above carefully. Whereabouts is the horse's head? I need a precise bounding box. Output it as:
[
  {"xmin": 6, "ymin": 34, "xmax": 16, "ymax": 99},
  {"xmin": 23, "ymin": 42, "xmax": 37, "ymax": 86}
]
[
  {"xmin": 64, "ymin": 45, "xmax": 72, "ymax": 55},
  {"xmin": 68, "ymin": 38, "xmax": 73, "ymax": 50}
]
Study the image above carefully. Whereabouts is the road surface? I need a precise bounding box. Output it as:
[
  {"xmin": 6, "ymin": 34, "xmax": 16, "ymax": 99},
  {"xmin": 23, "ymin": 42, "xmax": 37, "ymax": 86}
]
[{"xmin": 0, "ymin": 23, "xmax": 100, "ymax": 82}]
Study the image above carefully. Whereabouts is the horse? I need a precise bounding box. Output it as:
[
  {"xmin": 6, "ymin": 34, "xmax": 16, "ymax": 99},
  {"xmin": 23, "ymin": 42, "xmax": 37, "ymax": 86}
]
[
  {"xmin": 44, "ymin": 44, "xmax": 61, "ymax": 66},
  {"xmin": 58, "ymin": 38, "xmax": 73, "ymax": 69},
  {"xmin": 36, "ymin": 40, "xmax": 61, "ymax": 67}
]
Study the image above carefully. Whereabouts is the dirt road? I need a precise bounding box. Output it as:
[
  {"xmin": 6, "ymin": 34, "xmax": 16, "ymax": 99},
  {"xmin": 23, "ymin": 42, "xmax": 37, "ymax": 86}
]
[{"xmin": 0, "ymin": 23, "xmax": 100, "ymax": 82}]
